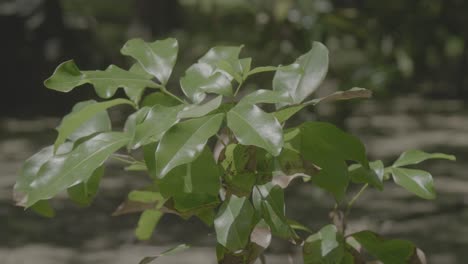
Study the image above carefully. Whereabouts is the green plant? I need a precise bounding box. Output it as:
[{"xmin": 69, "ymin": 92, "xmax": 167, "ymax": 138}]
[{"xmin": 14, "ymin": 38, "xmax": 455, "ymax": 264}]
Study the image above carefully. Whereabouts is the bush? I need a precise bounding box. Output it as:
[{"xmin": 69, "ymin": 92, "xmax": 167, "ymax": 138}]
[{"xmin": 14, "ymin": 38, "xmax": 455, "ymax": 264}]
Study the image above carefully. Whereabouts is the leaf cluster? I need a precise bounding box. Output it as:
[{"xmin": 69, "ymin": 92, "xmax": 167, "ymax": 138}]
[{"xmin": 14, "ymin": 38, "xmax": 454, "ymax": 264}]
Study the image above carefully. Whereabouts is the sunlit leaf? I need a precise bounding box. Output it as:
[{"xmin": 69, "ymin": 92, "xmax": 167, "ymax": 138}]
[
  {"xmin": 66, "ymin": 100, "xmax": 111, "ymax": 142},
  {"xmin": 135, "ymin": 209, "xmax": 163, "ymax": 240},
  {"xmin": 240, "ymin": 89, "xmax": 293, "ymax": 105},
  {"xmin": 349, "ymin": 160, "xmax": 384, "ymax": 190},
  {"xmin": 178, "ymin": 95, "xmax": 223, "ymax": 119},
  {"xmin": 273, "ymin": 42, "xmax": 328, "ymax": 106},
  {"xmin": 121, "ymin": 38, "xmax": 178, "ymax": 85},
  {"xmin": 227, "ymin": 103, "xmax": 283, "ymax": 156},
  {"xmin": 154, "ymin": 113, "xmax": 224, "ymax": 177},
  {"xmin": 391, "ymin": 167, "xmax": 436, "ymax": 199},
  {"xmin": 54, "ymin": 98, "xmax": 133, "ymax": 152},
  {"xmin": 252, "ymin": 183, "xmax": 293, "ymax": 239},
  {"xmin": 130, "ymin": 104, "xmax": 184, "ymax": 149},
  {"xmin": 180, "ymin": 46, "xmax": 243, "ymax": 103},
  {"xmin": 393, "ymin": 150, "xmax": 455, "ymax": 167},
  {"xmin": 303, "ymin": 224, "xmax": 344, "ymax": 264},
  {"xmin": 44, "ymin": 60, "xmax": 158, "ymax": 102},
  {"xmin": 14, "ymin": 143, "xmax": 73, "ymax": 206},
  {"xmin": 214, "ymin": 195, "xmax": 255, "ymax": 251},
  {"xmin": 25, "ymin": 132, "xmax": 130, "ymax": 207}
]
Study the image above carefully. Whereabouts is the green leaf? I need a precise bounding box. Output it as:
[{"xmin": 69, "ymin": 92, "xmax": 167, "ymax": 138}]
[
  {"xmin": 131, "ymin": 104, "xmax": 184, "ymax": 149},
  {"xmin": 121, "ymin": 38, "xmax": 178, "ymax": 85},
  {"xmin": 214, "ymin": 195, "xmax": 254, "ymax": 251},
  {"xmin": 273, "ymin": 104, "xmax": 306, "ymax": 123},
  {"xmin": 305, "ymin": 87, "xmax": 372, "ymax": 105},
  {"xmin": 393, "ymin": 150, "xmax": 455, "ymax": 167},
  {"xmin": 303, "ymin": 225, "xmax": 344, "ymax": 264},
  {"xmin": 349, "ymin": 160, "xmax": 384, "ymax": 190},
  {"xmin": 246, "ymin": 220, "xmax": 272, "ymax": 263},
  {"xmin": 180, "ymin": 63, "xmax": 232, "ymax": 103},
  {"xmin": 128, "ymin": 190, "xmax": 164, "ymax": 204},
  {"xmin": 351, "ymin": 230, "xmax": 415, "ymax": 264},
  {"xmin": 54, "ymin": 98, "xmax": 134, "ymax": 152},
  {"xmin": 139, "ymin": 244, "xmax": 190, "ymax": 264},
  {"xmin": 240, "ymin": 89, "xmax": 293, "ymax": 105},
  {"xmin": 180, "ymin": 46, "xmax": 243, "ymax": 103},
  {"xmin": 44, "ymin": 60, "xmax": 158, "ymax": 101},
  {"xmin": 227, "ymin": 103, "xmax": 283, "ymax": 156},
  {"xmin": 14, "ymin": 143, "xmax": 73, "ymax": 206},
  {"xmin": 154, "ymin": 113, "xmax": 224, "ymax": 178},
  {"xmin": 252, "ymin": 183, "xmax": 293, "ymax": 239},
  {"xmin": 178, "ymin": 95, "xmax": 223, "ymax": 119},
  {"xmin": 135, "ymin": 209, "xmax": 163, "ymax": 240},
  {"xmin": 141, "ymin": 91, "xmax": 181, "ymax": 107},
  {"xmin": 158, "ymin": 148, "xmax": 221, "ymax": 212},
  {"xmin": 30, "ymin": 200, "xmax": 55, "ymax": 218},
  {"xmin": 247, "ymin": 66, "xmax": 277, "ymax": 76},
  {"xmin": 123, "ymin": 106, "xmax": 152, "ymax": 146},
  {"xmin": 273, "ymin": 88, "xmax": 372, "ymax": 123},
  {"xmin": 67, "ymin": 166, "xmax": 104, "ymax": 207},
  {"xmin": 300, "ymin": 122, "xmax": 369, "ymax": 200},
  {"xmin": 25, "ymin": 132, "xmax": 130, "ymax": 207},
  {"xmin": 66, "ymin": 100, "xmax": 111, "ymax": 142},
  {"xmin": 273, "ymin": 42, "xmax": 328, "ymax": 106},
  {"xmin": 391, "ymin": 167, "xmax": 436, "ymax": 199}
]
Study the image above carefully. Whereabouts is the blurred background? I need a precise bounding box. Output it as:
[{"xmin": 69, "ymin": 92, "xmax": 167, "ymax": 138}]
[{"xmin": 1, "ymin": 0, "xmax": 467, "ymax": 263}]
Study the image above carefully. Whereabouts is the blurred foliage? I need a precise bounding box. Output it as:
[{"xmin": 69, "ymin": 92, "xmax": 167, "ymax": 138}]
[{"xmin": 1, "ymin": 0, "xmax": 467, "ymax": 116}]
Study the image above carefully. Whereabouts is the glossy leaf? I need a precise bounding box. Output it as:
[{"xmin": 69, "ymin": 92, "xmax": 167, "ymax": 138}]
[
  {"xmin": 273, "ymin": 104, "xmax": 306, "ymax": 123},
  {"xmin": 227, "ymin": 103, "xmax": 283, "ymax": 156},
  {"xmin": 306, "ymin": 87, "xmax": 372, "ymax": 105},
  {"xmin": 14, "ymin": 143, "xmax": 73, "ymax": 206},
  {"xmin": 246, "ymin": 220, "xmax": 272, "ymax": 263},
  {"xmin": 303, "ymin": 224, "xmax": 344, "ymax": 264},
  {"xmin": 54, "ymin": 98, "xmax": 133, "ymax": 152},
  {"xmin": 240, "ymin": 89, "xmax": 293, "ymax": 105},
  {"xmin": 44, "ymin": 60, "xmax": 158, "ymax": 101},
  {"xmin": 135, "ymin": 209, "xmax": 163, "ymax": 240},
  {"xmin": 141, "ymin": 91, "xmax": 181, "ymax": 107},
  {"xmin": 123, "ymin": 106, "xmax": 151, "ymax": 145},
  {"xmin": 300, "ymin": 122, "xmax": 369, "ymax": 200},
  {"xmin": 121, "ymin": 38, "xmax": 178, "ymax": 85},
  {"xmin": 66, "ymin": 100, "xmax": 111, "ymax": 142},
  {"xmin": 128, "ymin": 190, "xmax": 164, "ymax": 204},
  {"xmin": 391, "ymin": 168, "xmax": 436, "ymax": 199},
  {"xmin": 178, "ymin": 95, "xmax": 223, "ymax": 119},
  {"xmin": 352, "ymin": 230, "xmax": 415, "ymax": 264},
  {"xmin": 393, "ymin": 150, "xmax": 455, "ymax": 167},
  {"xmin": 273, "ymin": 87, "xmax": 372, "ymax": 123},
  {"xmin": 214, "ymin": 195, "xmax": 255, "ymax": 251},
  {"xmin": 273, "ymin": 42, "xmax": 328, "ymax": 106},
  {"xmin": 25, "ymin": 132, "xmax": 130, "ymax": 207},
  {"xmin": 158, "ymin": 148, "xmax": 221, "ymax": 212},
  {"xmin": 180, "ymin": 63, "xmax": 232, "ymax": 103},
  {"xmin": 139, "ymin": 244, "xmax": 190, "ymax": 264},
  {"xmin": 180, "ymin": 46, "xmax": 243, "ymax": 103},
  {"xmin": 131, "ymin": 104, "xmax": 184, "ymax": 149},
  {"xmin": 154, "ymin": 113, "xmax": 224, "ymax": 178},
  {"xmin": 247, "ymin": 66, "xmax": 277, "ymax": 76},
  {"xmin": 349, "ymin": 160, "xmax": 384, "ymax": 190},
  {"xmin": 252, "ymin": 183, "xmax": 293, "ymax": 239},
  {"xmin": 67, "ymin": 166, "xmax": 104, "ymax": 207}
]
